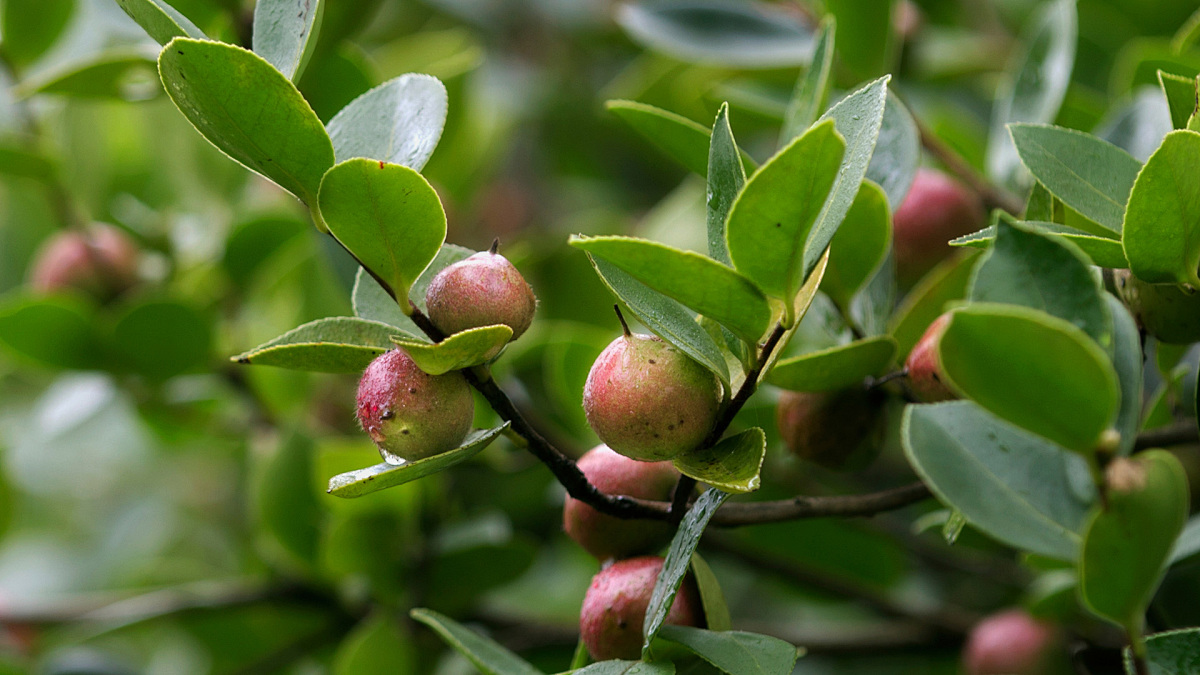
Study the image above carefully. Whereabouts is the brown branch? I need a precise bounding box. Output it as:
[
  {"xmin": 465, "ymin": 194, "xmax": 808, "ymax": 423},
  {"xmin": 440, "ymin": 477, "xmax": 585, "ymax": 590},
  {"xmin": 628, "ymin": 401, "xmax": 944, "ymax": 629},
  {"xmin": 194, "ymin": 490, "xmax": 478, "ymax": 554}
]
[{"xmin": 1133, "ymin": 422, "xmax": 1198, "ymax": 452}]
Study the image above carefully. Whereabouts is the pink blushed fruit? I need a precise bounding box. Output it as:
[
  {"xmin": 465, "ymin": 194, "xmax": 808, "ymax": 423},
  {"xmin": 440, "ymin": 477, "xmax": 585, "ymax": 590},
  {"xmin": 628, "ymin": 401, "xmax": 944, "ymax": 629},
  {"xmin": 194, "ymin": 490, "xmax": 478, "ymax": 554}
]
[
  {"xmin": 905, "ymin": 313, "xmax": 957, "ymax": 402},
  {"xmin": 425, "ymin": 245, "xmax": 537, "ymax": 340},
  {"xmin": 963, "ymin": 609, "xmax": 1060, "ymax": 675},
  {"xmin": 580, "ymin": 556, "xmax": 704, "ymax": 661},
  {"xmin": 893, "ymin": 169, "xmax": 985, "ymax": 284},
  {"xmin": 775, "ymin": 388, "xmax": 886, "ymax": 471},
  {"xmin": 29, "ymin": 224, "xmax": 139, "ymax": 301}
]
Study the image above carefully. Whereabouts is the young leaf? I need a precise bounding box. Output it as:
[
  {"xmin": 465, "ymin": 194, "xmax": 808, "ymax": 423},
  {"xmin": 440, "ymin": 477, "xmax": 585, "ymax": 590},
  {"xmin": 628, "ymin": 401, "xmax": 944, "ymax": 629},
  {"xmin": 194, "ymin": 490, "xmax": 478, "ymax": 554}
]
[
  {"xmin": 607, "ymin": 100, "xmax": 712, "ymax": 177},
  {"xmin": 938, "ymin": 303, "xmax": 1119, "ymax": 454},
  {"xmin": 672, "ymin": 428, "xmax": 766, "ymax": 494},
  {"xmin": 643, "ymin": 488, "xmax": 731, "ymax": 658},
  {"xmin": 707, "ymin": 103, "xmax": 744, "ymax": 266},
  {"xmin": 780, "ymin": 17, "xmax": 834, "ymax": 143},
  {"xmin": 319, "ymin": 159, "xmax": 447, "ymax": 306},
  {"xmin": 327, "ymin": 74, "xmax": 448, "ymax": 169},
  {"xmin": 329, "ymin": 425, "xmax": 508, "ymax": 498},
  {"xmin": 19, "ymin": 50, "xmax": 160, "ymax": 101},
  {"xmin": 158, "ymin": 38, "xmax": 335, "ymax": 207},
  {"xmin": 952, "ymin": 220, "xmax": 1129, "ymax": 269},
  {"xmin": 689, "ymin": 554, "xmax": 731, "ymax": 632},
  {"xmin": 1158, "ymin": 70, "xmax": 1197, "ymax": 130},
  {"xmin": 867, "ymin": 92, "xmax": 920, "ymax": 210},
  {"xmin": 726, "ymin": 119, "xmax": 843, "ymax": 316},
  {"xmin": 332, "ymin": 612, "xmax": 416, "ymax": 675},
  {"xmin": 902, "ymin": 402, "xmax": 1095, "ymax": 561},
  {"xmin": 2, "ymin": 0, "xmax": 75, "ymax": 68},
  {"xmin": 233, "ymin": 317, "xmax": 414, "ymax": 373},
  {"xmin": 1008, "ymin": 124, "xmax": 1142, "ymax": 234},
  {"xmin": 410, "ymin": 607, "xmax": 543, "ymax": 675},
  {"xmin": 569, "ymin": 235, "xmax": 772, "ymax": 345},
  {"xmin": 888, "ymin": 252, "xmax": 976, "ymax": 360},
  {"xmin": 1122, "ymin": 129, "xmax": 1200, "ymax": 286},
  {"xmin": 822, "ymin": 180, "xmax": 891, "ymax": 308},
  {"xmin": 766, "ymin": 336, "xmax": 896, "ymax": 392},
  {"xmin": 252, "ymin": 0, "xmax": 325, "ymax": 82},
  {"xmin": 1106, "ymin": 295, "xmax": 1143, "ymax": 457},
  {"xmin": 115, "ymin": 0, "xmax": 205, "ymax": 45},
  {"xmin": 656, "ymin": 625, "xmax": 800, "ymax": 675},
  {"xmin": 391, "ymin": 325, "xmax": 512, "ymax": 375},
  {"xmin": 1124, "ymin": 628, "xmax": 1200, "ymax": 675}
]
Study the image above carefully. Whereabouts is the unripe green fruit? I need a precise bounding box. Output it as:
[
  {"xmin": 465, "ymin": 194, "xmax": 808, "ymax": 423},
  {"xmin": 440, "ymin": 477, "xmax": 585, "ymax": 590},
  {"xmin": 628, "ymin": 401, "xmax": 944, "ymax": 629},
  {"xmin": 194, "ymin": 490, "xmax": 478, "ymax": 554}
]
[
  {"xmin": 583, "ymin": 333, "xmax": 722, "ymax": 462},
  {"xmin": 563, "ymin": 445, "xmax": 679, "ymax": 561},
  {"xmin": 775, "ymin": 388, "xmax": 886, "ymax": 471},
  {"xmin": 425, "ymin": 249, "xmax": 537, "ymax": 340},
  {"xmin": 963, "ymin": 609, "xmax": 1060, "ymax": 675},
  {"xmin": 580, "ymin": 556, "xmax": 704, "ymax": 661},
  {"xmin": 905, "ymin": 313, "xmax": 957, "ymax": 402},
  {"xmin": 893, "ymin": 169, "xmax": 985, "ymax": 284},
  {"xmin": 1114, "ymin": 269, "xmax": 1200, "ymax": 344},
  {"xmin": 29, "ymin": 224, "xmax": 139, "ymax": 301},
  {"xmin": 355, "ymin": 349, "xmax": 474, "ymax": 463}
]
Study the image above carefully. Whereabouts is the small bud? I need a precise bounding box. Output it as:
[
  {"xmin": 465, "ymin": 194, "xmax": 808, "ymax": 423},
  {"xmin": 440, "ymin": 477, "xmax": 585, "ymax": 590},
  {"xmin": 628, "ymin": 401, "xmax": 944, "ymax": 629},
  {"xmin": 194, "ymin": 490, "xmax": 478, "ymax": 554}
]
[{"xmin": 580, "ymin": 556, "xmax": 704, "ymax": 661}]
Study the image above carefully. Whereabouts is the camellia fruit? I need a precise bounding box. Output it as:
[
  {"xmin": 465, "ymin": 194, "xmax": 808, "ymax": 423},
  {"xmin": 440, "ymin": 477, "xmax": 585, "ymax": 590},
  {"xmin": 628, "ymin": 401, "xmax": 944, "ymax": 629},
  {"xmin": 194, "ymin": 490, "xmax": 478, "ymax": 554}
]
[
  {"xmin": 1114, "ymin": 269, "xmax": 1200, "ymax": 344},
  {"xmin": 892, "ymin": 168, "xmax": 985, "ymax": 284},
  {"xmin": 28, "ymin": 224, "xmax": 140, "ymax": 301},
  {"xmin": 355, "ymin": 349, "xmax": 474, "ymax": 463},
  {"xmin": 963, "ymin": 609, "xmax": 1060, "ymax": 675},
  {"xmin": 776, "ymin": 388, "xmax": 886, "ymax": 471},
  {"xmin": 563, "ymin": 445, "xmax": 679, "ymax": 561},
  {"xmin": 905, "ymin": 313, "xmax": 957, "ymax": 402},
  {"xmin": 425, "ymin": 240, "xmax": 537, "ymax": 340},
  {"xmin": 580, "ymin": 556, "xmax": 704, "ymax": 661}
]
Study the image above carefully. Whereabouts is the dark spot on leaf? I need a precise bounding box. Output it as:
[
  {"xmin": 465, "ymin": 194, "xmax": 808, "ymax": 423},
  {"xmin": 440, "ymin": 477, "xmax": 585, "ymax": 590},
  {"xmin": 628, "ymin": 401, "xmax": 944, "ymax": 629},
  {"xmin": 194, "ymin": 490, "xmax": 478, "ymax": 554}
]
[
  {"xmin": 401, "ymin": 429, "xmax": 410, "ymax": 435},
  {"xmin": 177, "ymin": 51, "xmax": 184, "ymax": 55},
  {"xmin": 775, "ymin": 222, "xmax": 782, "ymax": 228}
]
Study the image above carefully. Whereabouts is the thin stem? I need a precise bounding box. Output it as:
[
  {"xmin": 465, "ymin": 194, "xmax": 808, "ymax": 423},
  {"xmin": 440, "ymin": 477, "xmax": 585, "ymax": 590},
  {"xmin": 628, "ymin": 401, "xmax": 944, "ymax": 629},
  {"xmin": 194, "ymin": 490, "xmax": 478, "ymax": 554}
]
[
  {"xmin": 1133, "ymin": 422, "xmax": 1198, "ymax": 452},
  {"xmin": 1129, "ymin": 629, "xmax": 1150, "ymax": 675}
]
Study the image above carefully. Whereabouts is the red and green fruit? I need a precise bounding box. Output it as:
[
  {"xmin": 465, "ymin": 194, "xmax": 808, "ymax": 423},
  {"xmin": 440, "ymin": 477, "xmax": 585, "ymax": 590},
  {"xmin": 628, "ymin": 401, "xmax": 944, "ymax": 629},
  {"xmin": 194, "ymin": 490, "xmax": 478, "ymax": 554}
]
[
  {"xmin": 776, "ymin": 388, "xmax": 886, "ymax": 470},
  {"xmin": 905, "ymin": 313, "xmax": 958, "ymax": 402},
  {"xmin": 893, "ymin": 168, "xmax": 985, "ymax": 284},
  {"xmin": 28, "ymin": 224, "xmax": 140, "ymax": 301},
  {"xmin": 579, "ymin": 555, "xmax": 704, "ymax": 661},
  {"xmin": 963, "ymin": 609, "xmax": 1061, "ymax": 675}
]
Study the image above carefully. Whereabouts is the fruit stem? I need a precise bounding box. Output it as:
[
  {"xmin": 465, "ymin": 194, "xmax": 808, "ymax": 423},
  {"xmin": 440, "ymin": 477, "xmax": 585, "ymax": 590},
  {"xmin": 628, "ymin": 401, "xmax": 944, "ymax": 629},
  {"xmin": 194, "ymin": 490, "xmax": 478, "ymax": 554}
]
[
  {"xmin": 613, "ymin": 305, "xmax": 632, "ymax": 337},
  {"xmin": 489, "ymin": 237, "xmax": 500, "ymax": 255}
]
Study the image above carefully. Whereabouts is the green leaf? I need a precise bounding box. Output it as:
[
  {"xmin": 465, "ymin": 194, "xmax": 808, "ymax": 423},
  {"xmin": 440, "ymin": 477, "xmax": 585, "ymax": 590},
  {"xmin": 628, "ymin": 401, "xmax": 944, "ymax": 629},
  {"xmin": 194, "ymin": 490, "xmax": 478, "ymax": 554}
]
[
  {"xmin": 868, "ymin": 92, "xmax": 920, "ymax": 210},
  {"xmin": 780, "ymin": 17, "xmax": 834, "ymax": 143},
  {"xmin": 689, "ymin": 554, "xmax": 731, "ymax": 633},
  {"xmin": 351, "ymin": 268, "xmax": 422, "ymax": 334},
  {"xmin": 1171, "ymin": 516, "xmax": 1200, "ymax": 565},
  {"xmin": 986, "ymin": 0, "xmax": 1077, "ymax": 189},
  {"xmin": 805, "ymin": 75, "xmax": 891, "ymax": 279},
  {"xmin": 1158, "ymin": 70, "xmax": 1197, "ymax": 130},
  {"xmin": 824, "ymin": 0, "xmax": 894, "ymax": 79},
  {"xmin": 410, "ymin": 607, "xmax": 543, "ymax": 675},
  {"xmin": 902, "ymin": 401, "xmax": 1095, "ymax": 561},
  {"xmin": 328, "ymin": 425, "xmax": 508, "ymax": 498},
  {"xmin": 571, "ymin": 663, "xmax": 674, "ymax": 675},
  {"xmin": 766, "ymin": 336, "xmax": 895, "ymax": 392},
  {"xmin": 2, "ymin": 0, "xmax": 75, "ymax": 68},
  {"xmin": 1080, "ymin": 450, "xmax": 1189, "ymax": 632},
  {"xmin": 252, "ymin": 0, "xmax": 324, "ymax": 81},
  {"xmin": 887, "ymin": 252, "xmax": 976, "ymax": 360},
  {"xmin": 111, "ymin": 300, "xmax": 211, "ymax": 380},
  {"xmin": 257, "ymin": 433, "xmax": 322, "ymax": 565},
  {"xmin": 707, "ymin": 103, "xmax": 744, "ymax": 267},
  {"xmin": 657, "ymin": 625, "xmax": 800, "ymax": 675},
  {"xmin": 0, "ymin": 144, "xmax": 56, "ymax": 182},
  {"xmin": 1106, "ymin": 295, "xmax": 1143, "ymax": 457},
  {"xmin": 726, "ymin": 119, "xmax": 843, "ymax": 315},
  {"xmin": 326, "ymin": 74, "xmax": 448, "ymax": 169},
  {"xmin": 1009, "ymin": 124, "xmax": 1142, "ymax": 234},
  {"xmin": 757, "ymin": 248, "xmax": 830, "ymax": 383},
  {"xmin": 1122, "ymin": 130, "xmax": 1200, "ymax": 286},
  {"xmin": 672, "ymin": 428, "xmax": 765, "ymax": 494},
  {"xmin": 608, "ymin": 100, "xmax": 712, "ymax": 177},
  {"xmin": 319, "ymin": 159, "xmax": 446, "ymax": 304},
  {"xmin": 643, "ymin": 488, "xmax": 731, "ymax": 658},
  {"xmin": 333, "ymin": 612, "xmax": 415, "ymax": 675},
  {"xmin": 158, "ymin": 38, "xmax": 335, "ymax": 206},
  {"xmin": 588, "ymin": 255, "xmax": 730, "ymax": 388},
  {"xmin": 391, "ymin": 325, "xmax": 511, "ymax": 375},
  {"xmin": 615, "ymin": 1, "xmax": 813, "ymax": 69},
  {"xmin": 952, "ymin": 220, "xmax": 1129, "ymax": 269},
  {"xmin": 0, "ymin": 295, "xmax": 101, "ymax": 370},
  {"xmin": 570, "ymin": 236, "xmax": 772, "ymax": 345},
  {"xmin": 822, "ymin": 180, "xmax": 891, "ymax": 308},
  {"xmin": 938, "ymin": 303, "xmax": 1119, "ymax": 453},
  {"xmin": 969, "ymin": 216, "xmax": 1112, "ymax": 348},
  {"xmin": 115, "ymin": 0, "xmax": 204, "ymax": 45},
  {"xmin": 19, "ymin": 50, "xmax": 161, "ymax": 101},
  {"xmin": 233, "ymin": 317, "xmax": 412, "ymax": 373},
  {"xmin": 1125, "ymin": 628, "xmax": 1200, "ymax": 675}
]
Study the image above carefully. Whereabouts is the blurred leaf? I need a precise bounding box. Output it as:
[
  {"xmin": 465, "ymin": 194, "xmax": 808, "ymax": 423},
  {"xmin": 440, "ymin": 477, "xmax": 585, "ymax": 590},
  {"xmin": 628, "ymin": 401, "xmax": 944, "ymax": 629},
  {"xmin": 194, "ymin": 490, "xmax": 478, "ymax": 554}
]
[
  {"xmin": 690, "ymin": 554, "xmax": 731, "ymax": 632},
  {"xmin": 673, "ymin": 428, "xmax": 765, "ymax": 494},
  {"xmin": 1009, "ymin": 124, "xmax": 1141, "ymax": 234},
  {"xmin": 257, "ymin": 433, "xmax": 323, "ymax": 566},
  {"xmin": 0, "ymin": 294, "xmax": 101, "ymax": 369},
  {"xmin": 657, "ymin": 625, "xmax": 799, "ymax": 675},
  {"xmin": 111, "ymin": 300, "xmax": 211, "ymax": 379},
  {"xmin": 780, "ymin": 17, "xmax": 834, "ymax": 143},
  {"xmin": 158, "ymin": 38, "xmax": 335, "ymax": 206},
  {"xmin": 0, "ymin": 144, "xmax": 56, "ymax": 182},
  {"xmin": 319, "ymin": 159, "xmax": 446, "ymax": 303},
  {"xmin": 1122, "ymin": 130, "xmax": 1200, "ymax": 286},
  {"xmin": 2, "ymin": 0, "xmax": 75, "ymax": 68},
  {"xmin": 1158, "ymin": 70, "xmax": 1197, "ymax": 129},
  {"xmin": 333, "ymin": 612, "xmax": 416, "ymax": 675},
  {"xmin": 987, "ymin": 0, "xmax": 1077, "ymax": 189},
  {"xmin": 824, "ymin": 0, "xmax": 893, "ymax": 79},
  {"xmin": 822, "ymin": 180, "xmax": 891, "ymax": 308},
  {"xmin": 115, "ymin": 0, "xmax": 204, "ymax": 44},
  {"xmin": 328, "ymin": 425, "xmax": 507, "ymax": 498},
  {"xmin": 1106, "ymin": 295, "xmax": 1143, "ymax": 457},
  {"xmin": 887, "ymin": 252, "xmax": 975, "ymax": 360},
  {"xmin": 766, "ymin": 336, "xmax": 895, "ymax": 392},
  {"xmin": 951, "ymin": 221, "xmax": 1128, "ymax": 269},
  {"xmin": 570, "ymin": 236, "xmax": 772, "ymax": 345},
  {"xmin": 608, "ymin": 100, "xmax": 711, "ymax": 177},
  {"xmin": 902, "ymin": 401, "xmax": 1094, "ymax": 561},
  {"xmin": 939, "ymin": 304, "xmax": 1119, "ymax": 454},
  {"xmin": 1096, "ymin": 87, "xmax": 1173, "ymax": 163},
  {"xmin": 1170, "ymin": 515, "xmax": 1200, "ymax": 566},
  {"xmin": 297, "ymin": 45, "xmax": 374, "ymax": 123},
  {"xmin": 391, "ymin": 324, "xmax": 510, "ymax": 375},
  {"xmin": 410, "ymin": 608, "xmax": 543, "ymax": 675},
  {"xmin": 19, "ymin": 50, "xmax": 161, "ymax": 101},
  {"xmin": 234, "ymin": 316, "xmax": 410, "ymax": 373},
  {"xmin": 252, "ymin": 0, "xmax": 324, "ymax": 81},
  {"xmin": 616, "ymin": 0, "xmax": 813, "ymax": 69},
  {"xmin": 707, "ymin": 103, "xmax": 743, "ymax": 267},
  {"xmin": 572, "ymin": 662, "xmax": 674, "ymax": 675},
  {"xmin": 1125, "ymin": 628, "xmax": 1200, "ymax": 675},
  {"xmin": 427, "ymin": 540, "xmax": 537, "ymax": 614},
  {"xmin": 222, "ymin": 215, "xmax": 306, "ymax": 286},
  {"xmin": 326, "ymin": 74, "xmax": 448, "ymax": 169},
  {"xmin": 867, "ymin": 93, "xmax": 920, "ymax": 210}
]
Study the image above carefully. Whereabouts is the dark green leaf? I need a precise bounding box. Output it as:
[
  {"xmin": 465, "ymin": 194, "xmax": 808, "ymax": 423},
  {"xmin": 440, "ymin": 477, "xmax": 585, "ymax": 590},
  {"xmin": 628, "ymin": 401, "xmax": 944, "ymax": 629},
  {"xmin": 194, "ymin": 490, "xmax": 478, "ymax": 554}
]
[
  {"xmin": 902, "ymin": 401, "xmax": 1095, "ymax": 561},
  {"xmin": 780, "ymin": 17, "xmax": 834, "ymax": 143},
  {"xmin": 867, "ymin": 93, "xmax": 920, "ymax": 210},
  {"xmin": 1122, "ymin": 130, "xmax": 1200, "ymax": 286},
  {"xmin": 332, "ymin": 612, "xmax": 415, "ymax": 675},
  {"xmin": 690, "ymin": 554, "xmax": 731, "ymax": 633},
  {"xmin": 158, "ymin": 38, "xmax": 335, "ymax": 206},
  {"xmin": 328, "ymin": 425, "xmax": 508, "ymax": 498},
  {"xmin": 766, "ymin": 336, "xmax": 895, "ymax": 392},
  {"xmin": 391, "ymin": 325, "xmax": 511, "ymax": 375},
  {"xmin": 257, "ymin": 433, "xmax": 322, "ymax": 565},
  {"xmin": 410, "ymin": 607, "xmax": 543, "ymax": 675},
  {"xmin": 1125, "ymin": 628, "xmax": 1200, "ymax": 675},
  {"xmin": 823, "ymin": 180, "xmax": 891, "ymax": 308},
  {"xmin": 326, "ymin": 74, "xmax": 448, "ymax": 169},
  {"xmin": 1106, "ymin": 295, "xmax": 1143, "ymax": 457},
  {"xmin": 951, "ymin": 220, "xmax": 1129, "ymax": 269},
  {"xmin": 672, "ymin": 428, "xmax": 765, "ymax": 494},
  {"xmin": 0, "ymin": 144, "xmax": 56, "ymax": 182},
  {"xmin": 252, "ymin": 0, "xmax": 324, "ymax": 81},
  {"xmin": 115, "ymin": 0, "xmax": 204, "ymax": 45},
  {"xmin": 2, "ymin": 0, "xmax": 75, "ymax": 68},
  {"xmin": 657, "ymin": 625, "xmax": 799, "ymax": 675},
  {"xmin": 233, "ymin": 317, "xmax": 412, "ymax": 373},
  {"xmin": 0, "ymin": 295, "xmax": 101, "ymax": 369},
  {"xmin": 707, "ymin": 103, "xmax": 743, "ymax": 267},
  {"xmin": 607, "ymin": 100, "xmax": 711, "ymax": 177},
  {"xmin": 887, "ymin": 252, "xmax": 976, "ymax": 360},
  {"xmin": 19, "ymin": 50, "xmax": 161, "ymax": 101},
  {"xmin": 1158, "ymin": 70, "xmax": 1197, "ymax": 130},
  {"xmin": 111, "ymin": 300, "xmax": 211, "ymax": 379}
]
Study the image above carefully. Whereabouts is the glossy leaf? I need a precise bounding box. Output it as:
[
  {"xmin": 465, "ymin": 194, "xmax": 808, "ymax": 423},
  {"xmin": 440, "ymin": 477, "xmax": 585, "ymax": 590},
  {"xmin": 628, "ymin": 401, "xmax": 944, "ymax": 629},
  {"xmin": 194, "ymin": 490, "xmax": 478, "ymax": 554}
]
[
  {"xmin": 1009, "ymin": 124, "xmax": 1141, "ymax": 234},
  {"xmin": 986, "ymin": 0, "xmax": 1077, "ymax": 189},
  {"xmin": 0, "ymin": 295, "xmax": 101, "ymax": 370},
  {"xmin": 766, "ymin": 336, "xmax": 895, "ymax": 392},
  {"xmin": 657, "ymin": 625, "xmax": 800, "ymax": 675},
  {"xmin": 867, "ymin": 93, "xmax": 920, "ymax": 210},
  {"xmin": 823, "ymin": 180, "xmax": 891, "ymax": 308},
  {"xmin": 1080, "ymin": 450, "xmax": 1189, "ymax": 631},
  {"xmin": 758, "ymin": 249, "xmax": 830, "ymax": 383},
  {"xmin": 410, "ymin": 607, "xmax": 543, "ymax": 675},
  {"xmin": 111, "ymin": 300, "xmax": 211, "ymax": 380},
  {"xmin": 319, "ymin": 159, "xmax": 446, "ymax": 304},
  {"xmin": 673, "ymin": 428, "xmax": 765, "ymax": 494},
  {"xmin": 257, "ymin": 433, "xmax": 321, "ymax": 565},
  {"xmin": 1158, "ymin": 70, "xmax": 1197, "ymax": 130},
  {"xmin": 1106, "ymin": 295, "xmax": 1143, "ymax": 457},
  {"xmin": 780, "ymin": 17, "xmax": 834, "ymax": 143},
  {"xmin": 253, "ymin": 0, "xmax": 324, "ymax": 82},
  {"xmin": 726, "ymin": 119, "xmax": 844, "ymax": 314},
  {"xmin": 888, "ymin": 252, "xmax": 976, "ymax": 360},
  {"xmin": 902, "ymin": 402, "xmax": 1095, "ymax": 561},
  {"xmin": 643, "ymin": 488, "xmax": 731, "ymax": 658},
  {"xmin": 328, "ymin": 425, "xmax": 508, "ymax": 498},
  {"xmin": 1125, "ymin": 628, "xmax": 1200, "ymax": 675},
  {"xmin": 333, "ymin": 612, "xmax": 415, "ymax": 675},
  {"xmin": 707, "ymin": 103, "xmax": 743, "ymax": 266},
  {"xmin": 570, "ymin": 236, "xmax": 772, "ymax": 345},
  {"xmin": 3, "ymin": 0, "xmax": 75, "ymax": 68},
  {"xmin": 571, "ymin": 663, "xmax": 673, "ymax": 675},
  {"xmin": 115, "ymin": 0, "xmax": 204, "ymax": 45},
  {"xmin": 690, "ymin": 554, "xmax": 731, "ymax": 633},
  {"xmin": 158, "ymin": 38, "xmax": 335, "ymax": 206},
  {"xmin": 326, "ymin": 74, "xmax": 448, "ymax": 169},
  {"xmin": 951, "ymin": 220, "xmax": 1129, "ymax": 269},
  {"xmin": 20, "ymin": 50, "xmax": 161, "ymax": 101},
  {"xmin": 233, "ymin": 317, "xmax": 411, "ymax": 373},
  {"xmin": 391, "ymin": 325, "xmax": 512, "ymax": 375},
  {"xmin": 608, "ymin": 100, "xmax": 711, "ymax": 177},
  {"xmin": 1122, "ymin": 130, "xmax": 1200, "ymax": 286},
  {"xmin": 938, "ymin": 303, "xmax": 1119, "ymax": 454}
]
